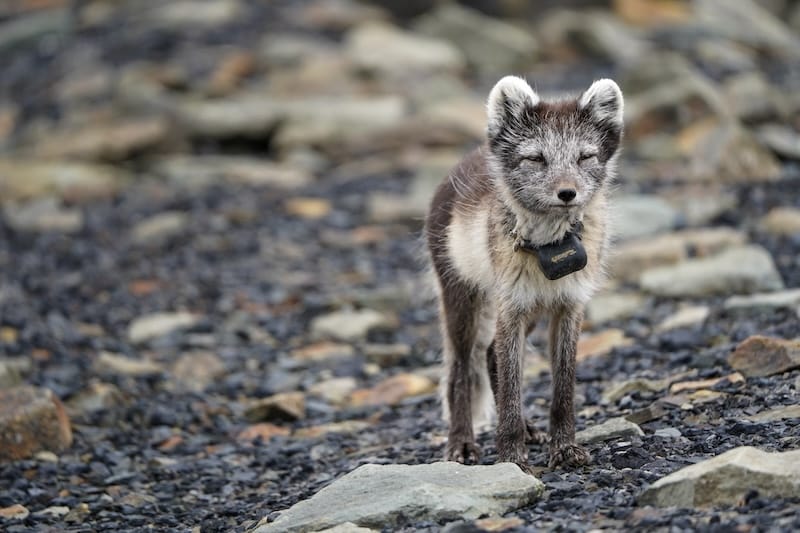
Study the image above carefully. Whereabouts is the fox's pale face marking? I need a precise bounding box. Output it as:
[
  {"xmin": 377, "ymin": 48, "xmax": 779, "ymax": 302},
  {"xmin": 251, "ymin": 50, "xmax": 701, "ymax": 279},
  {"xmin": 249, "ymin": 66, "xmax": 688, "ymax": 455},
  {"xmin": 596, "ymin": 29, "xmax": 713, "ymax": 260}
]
[{"xmin": 486, "ymin": 76, "xmax": 624, "ymax": 216}]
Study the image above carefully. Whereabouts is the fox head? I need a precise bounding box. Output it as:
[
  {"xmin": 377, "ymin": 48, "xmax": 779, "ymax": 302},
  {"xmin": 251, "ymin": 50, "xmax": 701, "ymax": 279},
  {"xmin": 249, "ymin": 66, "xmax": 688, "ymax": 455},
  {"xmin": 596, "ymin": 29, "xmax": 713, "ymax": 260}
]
[{"xmin": 485, "ymin": 76, "xmax": 624, "ymax": 218}]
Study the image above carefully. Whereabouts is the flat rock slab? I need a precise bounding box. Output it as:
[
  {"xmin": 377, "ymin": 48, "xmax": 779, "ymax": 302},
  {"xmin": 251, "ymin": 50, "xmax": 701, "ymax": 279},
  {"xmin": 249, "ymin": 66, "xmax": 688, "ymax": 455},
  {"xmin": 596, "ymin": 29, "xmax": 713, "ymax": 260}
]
[
  {"xmin": 0, "ymin": 386, "xmax": 72, "ymax": 462},
  {"xmin": 251, "ymin": 462, "xmax": 544, "ymax": 533},
  {"xmin": 639, "ymin": 446, "xmax": 800, "ymax": 507},
  {"xmin": 576, "ymin": 416, "xmax": 644, "ymax": 444},
  {"xmin": 728, "ymin": 335, "xmax": 800, "ymax": 377}
]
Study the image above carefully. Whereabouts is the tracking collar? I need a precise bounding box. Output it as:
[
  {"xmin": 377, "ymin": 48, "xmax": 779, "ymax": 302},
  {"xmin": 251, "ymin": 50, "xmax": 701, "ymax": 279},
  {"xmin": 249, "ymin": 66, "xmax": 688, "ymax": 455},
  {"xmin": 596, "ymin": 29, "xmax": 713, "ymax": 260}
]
[{"xmin": 514, "ymin": 221, "xmax": 587, "ymax": 280}]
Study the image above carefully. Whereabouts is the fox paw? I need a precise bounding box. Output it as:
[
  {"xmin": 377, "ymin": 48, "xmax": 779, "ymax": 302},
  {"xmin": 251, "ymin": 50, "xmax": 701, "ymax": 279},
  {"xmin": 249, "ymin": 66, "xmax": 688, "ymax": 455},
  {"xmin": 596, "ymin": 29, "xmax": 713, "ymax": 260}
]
[
  {"xmin": 445, "ymin": 440, "xmax": 481, "ymax": 464},
  {"xmin": 549, "ymin": 443, "xmax": 590, "ymax": 469}
]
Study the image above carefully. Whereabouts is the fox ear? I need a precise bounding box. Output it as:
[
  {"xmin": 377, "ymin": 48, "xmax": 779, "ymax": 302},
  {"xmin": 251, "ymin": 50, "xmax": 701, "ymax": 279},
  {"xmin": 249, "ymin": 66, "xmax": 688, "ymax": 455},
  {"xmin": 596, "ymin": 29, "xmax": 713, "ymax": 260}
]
[
  {"xmin": 579, "ymin": 79, "xmax": 624, "ymax": 127},
  {"xmin": 487, "ymin": 76, "xmax": 539, "ymax": 139}
]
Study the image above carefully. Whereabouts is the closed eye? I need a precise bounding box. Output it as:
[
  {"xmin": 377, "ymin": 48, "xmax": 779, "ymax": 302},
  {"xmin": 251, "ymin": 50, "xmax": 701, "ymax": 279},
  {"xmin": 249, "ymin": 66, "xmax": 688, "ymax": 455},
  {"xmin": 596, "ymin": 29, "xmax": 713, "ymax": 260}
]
[
  {"xmin": 525, "ymin": 154, "xmax": 546, "ymax": 164},
  {"xmin": 578, "ymin": 152, "xmax": 597, "ymax": 162}
]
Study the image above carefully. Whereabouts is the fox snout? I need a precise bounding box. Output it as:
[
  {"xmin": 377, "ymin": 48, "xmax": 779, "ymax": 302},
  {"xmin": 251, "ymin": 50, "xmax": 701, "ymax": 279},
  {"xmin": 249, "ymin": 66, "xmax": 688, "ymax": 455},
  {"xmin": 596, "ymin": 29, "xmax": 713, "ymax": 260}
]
[{"xmin": 554, "ymin": 178, "xmax": 579, "ymax": 205}]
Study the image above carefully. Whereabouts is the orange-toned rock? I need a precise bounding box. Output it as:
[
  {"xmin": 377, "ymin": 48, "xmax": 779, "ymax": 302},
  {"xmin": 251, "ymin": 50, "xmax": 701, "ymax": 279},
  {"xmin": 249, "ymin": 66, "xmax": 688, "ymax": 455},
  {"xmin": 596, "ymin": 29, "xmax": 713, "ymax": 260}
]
[
  {"xmin": 669, "ymin": 372, "xmax": 744, "ymax": 393},
  {"xmin": 577, "ymin": 329, "xmax": 632, "ymax": 360},
  {"xmin": 0, "ymin": 386, "xmax": 72, "ymax": 462},
  {"xmin": 245, "ymin": 392, "xmax": 305, "ymax": 422},
  {"xmin": 728, "ymin": 335, "xmax": 800, "ymax": 378},
  {"xmin": 349, "ymin": 373, "xmax": 435, "ymax": 407},
  {"xmin": 0, "ymin": 503, "xmax": 29, "ymax": 520},
  {"xmin": 237, "ymin": 423, "xmax": 290, "ymax": 443}
]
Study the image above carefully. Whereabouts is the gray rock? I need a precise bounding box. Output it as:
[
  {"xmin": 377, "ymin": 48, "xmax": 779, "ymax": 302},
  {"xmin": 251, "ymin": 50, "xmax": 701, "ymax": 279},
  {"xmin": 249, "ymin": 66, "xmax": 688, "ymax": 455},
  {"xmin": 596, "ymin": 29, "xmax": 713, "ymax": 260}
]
[
  {"xmin": 613, "ymin": 195, "xmax": 680, "ymax": 241},
  {"xmin": 3, "ymin": 198, "xmax": 83, "ymax": 233},
  {"xmin": 128, "ymin": 312, "xmax": 199, "ymax": 344},
  {"xmin": 756, "ymin": 125, "xmax": 800, "ymax": 160},
  {"xmin": 602, "ymin": 378, "xmax": 667, "ymax": 404},
  {"xmin": 639, "ymin": 446, "xmax": 800, "ymax": 507},
  {"xmin": 728, "ymin": 335, "xmax": 800, "ymax": 378},
  {"xmin": 131, "ymin": 212, "xmax": 189, "ymax": 244},
  {"xmin": 655, "ymin": 305, "xmax": 710, "ymax": 332},
  {"xmin": 0, "ymin": 9, "xmax": 67, "ymax": 53},
  {"xmin": 0, "ymin": 159, "xmax": 123, "ymax": 204},
  {"xmin": 171, "ymin": 351, "xmax": 226, "ymax": 392},
  {"xmin": 93, "ymin": 352, "xmax": 164, "ymax": 378},
  {"xmin": 654, "ymin": 427, "xmax": 682, "ymax": 439},
  {"xmin": 747, "ymin": 404, "xmax": 800, "ymax": 422},
  {"xmin": 310, "ymin": 309, "xmax": 393, "ymax": 342},
  {"xmin": 250, "ymin": 462, "xmax": 544, "ymax": 533},
  {"xmin": 576, "ymin": 417, "xmax": 644, "ymax": 444},
  {"xmin": 174, "ymin": 96, "xmax": 282, "ymax": 138},
  {"xmin": 694, "ymin": 0, "xmax": 800, "ymax": 54},
  {"xmin": 722, "ymin": 71, "xmax": 786, "ymax": 122},
  {"xmin": 586, "ymin": 292, "xmax": 645, "ymax": 324},
  {"xmin": 413, "ymin": 4, "xmax": 537, "ymax": 74},
  {"xmin": 345, "ymin": 22, "xmax": 465, "ymax": 77},
  {"xmin": 152, "ymin": 156, "xmax": 313, "ymax": 190},
  {"xmin": 640, "ymin": 245, "xmax": 784, "ymax": 297},
  {"xmin": 0, "ymin": 357, "xmax": 31, "ymax": 389},
  {"xmin": 724, "ymin": 289, "xmax": 800, "ymax": 312}
]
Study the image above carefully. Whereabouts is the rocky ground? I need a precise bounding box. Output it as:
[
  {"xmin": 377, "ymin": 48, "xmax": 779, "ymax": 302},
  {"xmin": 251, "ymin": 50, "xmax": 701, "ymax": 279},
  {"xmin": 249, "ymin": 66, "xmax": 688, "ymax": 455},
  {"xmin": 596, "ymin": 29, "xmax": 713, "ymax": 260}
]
[{"xmin": 1, "ymin": 0, "xmax": 800, "ymax": 531}]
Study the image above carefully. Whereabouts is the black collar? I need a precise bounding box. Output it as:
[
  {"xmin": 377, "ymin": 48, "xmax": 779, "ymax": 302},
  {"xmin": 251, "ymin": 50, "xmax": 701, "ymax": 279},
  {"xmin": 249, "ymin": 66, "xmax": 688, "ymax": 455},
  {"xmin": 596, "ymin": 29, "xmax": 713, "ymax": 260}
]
[{"xmin": 514, "ymin": 221, "xmax": 587, "ymax": 280}]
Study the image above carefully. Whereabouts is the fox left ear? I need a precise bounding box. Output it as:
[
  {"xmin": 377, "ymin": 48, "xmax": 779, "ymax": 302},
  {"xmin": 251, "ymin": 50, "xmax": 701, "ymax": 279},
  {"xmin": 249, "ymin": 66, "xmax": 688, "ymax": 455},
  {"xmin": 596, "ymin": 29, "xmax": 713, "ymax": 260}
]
[{"xmin": 579, "ymin": 79, "xmax": 624, "ymax": 128}]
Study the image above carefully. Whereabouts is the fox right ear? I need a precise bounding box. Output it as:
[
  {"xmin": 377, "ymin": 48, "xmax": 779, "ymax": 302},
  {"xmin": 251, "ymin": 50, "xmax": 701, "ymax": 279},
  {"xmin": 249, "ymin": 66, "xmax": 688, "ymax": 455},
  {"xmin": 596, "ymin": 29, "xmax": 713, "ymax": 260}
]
[{"xmin": 487, "ymin": 76, "xmax": 539, "ymax": 139}]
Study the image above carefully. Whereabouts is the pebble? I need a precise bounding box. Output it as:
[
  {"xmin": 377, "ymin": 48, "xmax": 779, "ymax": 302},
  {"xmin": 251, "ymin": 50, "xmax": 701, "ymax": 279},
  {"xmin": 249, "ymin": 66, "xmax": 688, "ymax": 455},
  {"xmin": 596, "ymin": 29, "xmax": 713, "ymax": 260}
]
[
  {"xmin": 669, "ymin": 373, "xmax": 744, "ymax": 393},
  {"xmin": 131, "ymin": 211, "xmax": 189, "ymax": 244},
  {"xmin": 171, "ymin": 351, "xmax": 225, "ymax": 392},
  {"xmin": 577, "ymin": 329, "xmax": 633, "ymax": 361},
  {"xmin": 0, "ymin": 386, "xmax": 72, "ymax": 462},
  {"xmin": 756, "ymin": 125, "xmax": 800, "ymax": 160},
  {"xmin": 760, "ymin": 207, "xmax": 800, "ymax": 236},
  {"xmin": 747, "ymin": 404, "xmax": 800, "ymax": 422},
  {"xmin": 586, "ymin": 292, "xmax": 645, "ymax": 324},
  {"xmin": 245, "ymin": 392, "xmax": 306, "ymax": 423},
  {"xmin": 3, "ymin": 197, "xmax": 83, "ymax": 233},
  {"xmin": 655, "ymin": 305, "xmax": 710, "ymax": 332},
  {"xmin": 639, "ymin": 446, "xmax": 800, "ymax": 507},
  {"xmin": 724, "ymin": 289, "xmax": 800, "ymax": 312},
  {"xmin": 251, "ymin": 462, "xmax": 544, "ymax": 532},
  {"xmin": 654, "ymin": 427, "xmax": 682, "ymax": 439},
  {"xmin": 310, "ymin": 309, "xmax": 393, "ymax": 342},
  {"xmin": 348, "ymin": 373, "xmax": 435, "ymax": 407},
  {"xmin": 291, "ymin": 342, "xmax": 356, "ymax": 363},
  {"xmin": 237, "ymin": 423, "xmax": 290, "ymax": 443},
  {"xmin": 0, "ymin": 158, "xmax": 122, "ymax": 203},
  {"xmin": 640, "ymin": 245, "xmax": 784, "ymax": 297},
  {"xmin": 576, "ymin": 417, "xmax": 644, "ymax": 445},
  {"xmin": 603, "ymin": 378, "xmax": 668, "ymax": 403},
  {"xmin": 0, "ymin": 504, "xmax": 29, "ymax": 520},
  {"xmin": 308, "ymin": 377, "xmax": 358, "ymax": 405},
  {"xmin": 127, "ymin": 312, "xmax": 199, "ymax": 344},
  {"xmin": 153, "ymin": 155, "xmax": 313, "ymax": 189},
  {"xmin": 728, "ymin": 335, "xmax": 800, "ymax": 378},
  {"xmin": 93, "ymin": 351, "xmax": 164, "ymax": 378}
]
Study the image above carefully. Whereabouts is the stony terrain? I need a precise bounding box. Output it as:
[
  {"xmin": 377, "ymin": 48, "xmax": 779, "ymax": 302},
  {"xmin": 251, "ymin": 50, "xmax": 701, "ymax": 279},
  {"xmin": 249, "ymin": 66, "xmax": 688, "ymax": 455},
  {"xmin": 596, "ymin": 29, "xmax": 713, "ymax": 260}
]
[{"xmin": 1, "ymin": 0, "xmax": 800, "ymax": 531}]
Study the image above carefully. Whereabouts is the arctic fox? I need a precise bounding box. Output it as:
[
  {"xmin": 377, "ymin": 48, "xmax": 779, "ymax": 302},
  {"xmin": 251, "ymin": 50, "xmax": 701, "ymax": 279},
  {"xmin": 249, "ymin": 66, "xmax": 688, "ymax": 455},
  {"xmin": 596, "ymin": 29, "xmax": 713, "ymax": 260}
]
[{"xmin": 425, "ymin": 76, "xmax": 624, "ymax": 471}]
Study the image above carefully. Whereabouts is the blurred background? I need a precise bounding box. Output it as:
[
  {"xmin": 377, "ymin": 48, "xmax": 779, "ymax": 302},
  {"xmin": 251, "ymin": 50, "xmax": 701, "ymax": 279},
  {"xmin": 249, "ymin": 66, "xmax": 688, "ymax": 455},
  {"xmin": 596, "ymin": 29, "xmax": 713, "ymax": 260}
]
[{"xmin": 1, "ymin": 0, "xmax": 800, "ymax": 530}]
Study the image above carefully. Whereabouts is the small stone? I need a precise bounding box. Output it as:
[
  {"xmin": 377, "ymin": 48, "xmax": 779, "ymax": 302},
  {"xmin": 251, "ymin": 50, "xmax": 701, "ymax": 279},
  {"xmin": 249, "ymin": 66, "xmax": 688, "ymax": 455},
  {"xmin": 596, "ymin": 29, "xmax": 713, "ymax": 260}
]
[
  {"xmin": 3, "ymin": 197, "xmax": 83, "ymax": 233},
  {"xmin": 639, "ymin": 446, "xmax": 800, "ymax": 507},
  {"xmin": 756, "ymin": 125, "xmax": 800, "ymax": 160},
  {"xmin": 291, "ymin": 342, "xmax": 356, "ymax": 362},
  {"xmin": 640, "ymin": 245, "xmax": 784, "ymax": 297},
  {"xmin": 314, "ymin": 523, "xmax": 377, "ymax": 533},
  {"xmin": 614, "ymin": 0, "xmax": 691, "ymax": 26},
  {"xmin": 345, "ymin": 22, "xmax": 465, "ymax": 77},
  {"xmin": 0, "ymin": 386, "xmax": 72, "ymax": 462},
  {"xmin": 251, "ymin": 462, "xmax": 544, "ymax": 533},
  {"xmin": 0, "ymin": 158, "xmax": 123, "ymax": 203},
  {"xmin": 626, "ymin": 404, "xmax": 668, "ymax": 425},
  {"xmin": 669, "ymin": 373, "xmax": 744, "ymax": 393},
  {"xmin": 576, "ymin": 417, "xmax": 644, "ymax": 444},
  {"xmin": 294, "ymin": 420, "xmax": 370, "ymax": 439},
  {"xmin": 413, "ymin": 3, "xmax": 538, "ymax": 75},
  {"xmin": 171, "ymin": 351, "xmax": 225, "ymax": 392},
  {"xmin": 586, "ymin": 292, "xmax": 645, "ymax": 324},
  {"xmin": 724, "ymin": 289, "xmax": 800, "ymax": 313},
  {"xmin": 131, "ymin": 212, "xmax": 189, "ymax": 244},
  {"xmin": 747, "ymin": 404, "xmax": 800, "ymax": 422},
  {"xmin": 577, "ymin": 329, "xmax": 633, "ymax": 361},
  {"xmin": 30, "ymin": 117, "xmax": 169, "ymax": 162},
  {"xmin": 310, "ymin": 309, "xmax": 393, "ymax": 342},
  {"xmin": 654, "ymin": 427, "xmax": 682, "ymax": 439},
  {"xmin": 760, "ymin": 207, "xmax": 800, "ymax": 236},
  {"xmin": 349, "ymin": 373, "xmax": 435, "ymax": 407},
  {"xmin": 93, "ymin": 351, "xmax": 164, "ymax": 378},
  {"xmin": 0, "ymin": 504, "xmax": 29, "ymax": 520},
  {"xmin": 154, "ymin": 155, "xmax": 313, "ymax": 190},
  {"xmin": 237, "ymin": 423, "xmax": 290, "ymax": 443},
  {"xmin": 207, "ymin": 50, "xmax": 255, "ymax": 96},
  {"xmin": 34, "ymin": 450, "xmax": 59, "ymax": 462},
  {"xmin": 728, "ymin": 335, "xmax": 800, "ymax": 378},
  {"xmin": 147, "ymin": 0, "xmax": 242, "ymax": 28},
  {"xmin": 308, "ymin": 377, "xmax": 358, "ymax": 405},
  {"xmin": 613, "ymin": 195, "xmax": 680, "ymax": 241},
  {"xmin": 0, "ymin": 357, "xmax": 30, "ymax": 389},
  {"xmin": 67, "ymin": 381, "xmax": 124, "ymax": 415},
  {"xmin": 284, "ymin": 198, "xmax": 332, "ymax": 220},
  {"xmin": 363, "ymin": 343, "xmax": 412, "ymax": 367},
  {"xmin": 128, "ymin": 311, "xmax": 199, "ymax": 344},
  {"xmin": 602, "ymin": 378, "xmax": 667, "ymax": 403},
  {"xmin": 245, "ymin": 392, "xmax": 305, "ymax": 423},
  {"xmin": 655, "ymin": 305, "xmax": 710, "ymax": 332},
  {"xmin": 474, "ymin": 516, "xmax": 526, "ymax": 531},
  {"xmin": 36, "ymin": 506, "xmax": 70, "ymax": 518}
]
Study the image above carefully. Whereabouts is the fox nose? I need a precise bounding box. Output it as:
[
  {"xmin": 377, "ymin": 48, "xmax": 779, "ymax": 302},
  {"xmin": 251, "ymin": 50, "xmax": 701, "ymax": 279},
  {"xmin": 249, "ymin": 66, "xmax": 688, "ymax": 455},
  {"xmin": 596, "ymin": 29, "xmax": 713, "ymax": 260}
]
[{"xmin": 557, "ymin": 189, "xmax": 577, "ymax": 203}]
